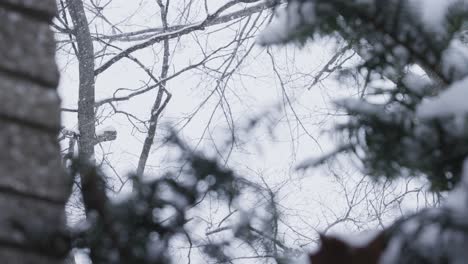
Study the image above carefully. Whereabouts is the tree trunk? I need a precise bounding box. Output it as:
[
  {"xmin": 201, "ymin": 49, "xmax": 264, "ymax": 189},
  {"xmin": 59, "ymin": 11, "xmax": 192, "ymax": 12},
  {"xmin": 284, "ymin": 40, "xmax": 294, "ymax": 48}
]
[
  {"xmin": 136, "ymin": 0, "xmax": 171, "ymax": 177},
  {"xmin": 67, "ymin": 0, "xmax": 96, "ymax": 164},
  {"xmin": 0, "ymin": 1, "xmax": 70, "ymax": 263}
]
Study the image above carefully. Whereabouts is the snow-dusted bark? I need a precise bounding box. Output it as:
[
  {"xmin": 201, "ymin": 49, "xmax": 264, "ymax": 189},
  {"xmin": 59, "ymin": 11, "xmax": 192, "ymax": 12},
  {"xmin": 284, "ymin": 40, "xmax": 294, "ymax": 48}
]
[{"xmin": 67, "ymin": 0, "xmax": 96, "ymax": 165}]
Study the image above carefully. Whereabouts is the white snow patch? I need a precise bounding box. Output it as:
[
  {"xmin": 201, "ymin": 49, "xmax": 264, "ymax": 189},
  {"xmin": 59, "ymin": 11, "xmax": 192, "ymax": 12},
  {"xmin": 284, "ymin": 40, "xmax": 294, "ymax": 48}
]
[
  {"xmin": 402, "ymin": 73, "xmax": 431, "ymax": 96},
  {"xmin": 257, "ymin": 2, "xmax": 315, "ymax": 45},
  {"xmin": 97, "ymin": 125, "xmax": 117, "ymax": 136},
  {"xmin": 412, "ymin": 0, "xmax": 458, "ymax": 33},
  {"xmin": 335, "ymin": 98, "xmax": 384, "ymax": 115},
  {"xmin": 331, "ymin": 229, "xmax": 382, "ymax": 248},
  {"xmin": 441, "ymin": 40, "xmax": 468, "ymax": 80},
  {"xmin": 416, "ymin": 75, "xmax": 468, "ymax": 119},
  {"xmin": 294, "ymin": 253, "xmax": 310, "ymax": 264},
  {"xmin": 380, "ymin": 236, "xmax": 403, "ymax": 264}
]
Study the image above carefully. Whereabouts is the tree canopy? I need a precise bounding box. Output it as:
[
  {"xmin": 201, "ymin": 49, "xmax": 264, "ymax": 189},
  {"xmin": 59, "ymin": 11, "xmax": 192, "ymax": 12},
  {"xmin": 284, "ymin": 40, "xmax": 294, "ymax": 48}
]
[{"xmin": 261, "ymin": 0, "xmax": 468, "ymax": 263}]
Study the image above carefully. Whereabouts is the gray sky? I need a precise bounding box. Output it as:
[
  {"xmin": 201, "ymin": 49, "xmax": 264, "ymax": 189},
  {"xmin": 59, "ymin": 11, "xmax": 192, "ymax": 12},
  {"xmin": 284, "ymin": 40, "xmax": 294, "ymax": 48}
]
[{"xmin": 55, "ymin": 1, "xmax": 431, "ymax": 263}]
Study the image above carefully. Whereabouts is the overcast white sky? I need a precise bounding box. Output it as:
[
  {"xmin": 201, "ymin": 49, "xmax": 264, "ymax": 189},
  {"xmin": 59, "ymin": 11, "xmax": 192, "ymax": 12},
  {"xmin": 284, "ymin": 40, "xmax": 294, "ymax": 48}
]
[{"xmin": 55, "ymin": 1, "xmax": 431, "ymax": 263}]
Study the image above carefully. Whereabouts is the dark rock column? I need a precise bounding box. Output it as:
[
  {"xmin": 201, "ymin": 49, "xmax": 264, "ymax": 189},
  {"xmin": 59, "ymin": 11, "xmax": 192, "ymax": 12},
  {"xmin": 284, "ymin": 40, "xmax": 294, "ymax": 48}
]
[{"xmin": 0, "ymin": 1, "xmax": 70, "ymax": 263}]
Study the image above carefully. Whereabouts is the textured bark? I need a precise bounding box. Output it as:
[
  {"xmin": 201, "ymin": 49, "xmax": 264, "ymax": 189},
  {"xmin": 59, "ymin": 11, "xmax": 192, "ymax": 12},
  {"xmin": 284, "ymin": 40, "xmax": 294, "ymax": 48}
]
[
  {"xmin": 67, "ymin": 2, "xmax": 105, "ymax": 262},
  {"xmin": 0, "ymin": 0, "xmax": 69, "ymax": 263},
  {"xmin": 67, "ymin": 0, "xmax": 96, "ymax": 164}
]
